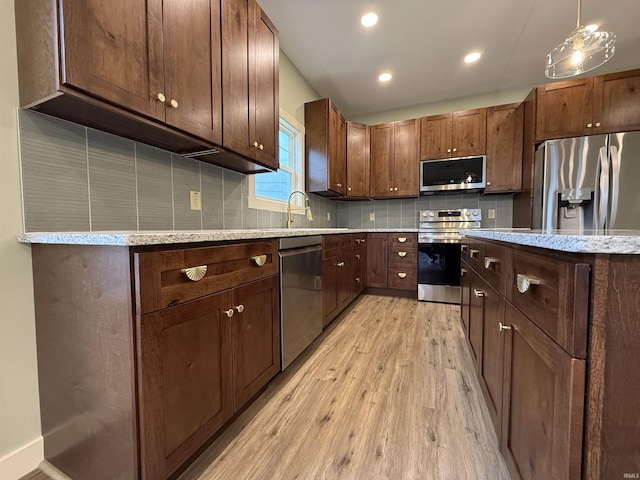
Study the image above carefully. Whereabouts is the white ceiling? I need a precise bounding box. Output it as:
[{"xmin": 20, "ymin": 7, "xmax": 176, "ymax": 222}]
[{"xmin": 259, "ymin": 0, "xmax": 640, "ymax": 119}]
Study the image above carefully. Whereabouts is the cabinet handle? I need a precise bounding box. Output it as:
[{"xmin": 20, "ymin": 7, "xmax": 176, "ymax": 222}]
[
  {"xmin": 259, "ymin": 143, "xmax": 264, "ymax": 151},
  {"xmin": 595, "ymin": 122, "xmax": 601, "ymax": 127},
  {"xmin": 156, "ymin": 93, "xmax": 166, "ymax": 102},
  {"xmin": 348, "ymin": 187, "xmax": 352, "ymax": 191},
  {"xmin": 355, "ymin": 239, "xmax": 361, "ymax": 244},
  {"xmin": 170, "ymin": 99, "xmax": 178, "ymax": 108},
  {"xmin": 499, "ymin": 322, "xmax": 512, "ymax": 332},
  {"xmin": 253, "ymin": 141, "xmax": 259, "ymax": 148},
  {"xmin": 355, "ymin": 277, "xmax": 361, "ymax": 283},
  {"xmin": 224, "ymin": 309, "xmax": 234, "ymax": 318},
  {"xmin": 397, "ymin": 251, "xmax": 407, "ymax": 257},
  {"xmin": 447, "ymin": 148, "xmax": 452, "ymax": 153},
  {"xmin": 361, "ymin": 238, "xmax": 366, "ymax": 243},
  {"xmin": 487, "ymin": 181, "xmax": 492, "ymax": 186},
  {"xmin": 469, "ymin": 249, "xmax": 480, "ymax": 259},
  {"xmin": 587, "ymin": 123, "xmax": 593, "ymax": 128},
  {"xmin": 461, "ymin": 245, "xmax": 468, "ymax": 253},
  {"xmin": 252, "ymin": 255, "xmax": 267, "ymax": 267},
  {"xmin": 181, "ymin": 265, "xmax": 207, "ymax": 281},
  {"xmin": 389, "ymin": 187, "xmax": 394, "ymax": 192},
  {"xmin": 394, "ymin": 187, "xmax": 398, "ymax": 191},
  {"xmin": 336, "ymin": 183, "xmax": 343, "ymax": 187},
  {"xmin": 516, "ymin": 273, "xmax": 542, "ymax": 293},
  {"xmin": 336, "ymin": 261, "xmax": 345, "ymax": 267},
  {"xmin": 355, "ymin": 254, "xmax": 361, "ymax": 259},
  {"xmin": 397, "ymin": 237, "xmax": 407, "ymax": 243},
  {"xmin": 397, "ymin": 272, "xmax": 407, "ymax": 279},
  {"xmin": 235, "ymin": 304, "xmax": 244, "ymax": 313},
  {"xmin": 473, "ymin": 288, "xmax": 485, "ymax": 297},
  {"xmin": 452, "ymin": 148, "xmax": 457, "ymax": 152},
  {"xmin": 461, "ymin": 267, "xmax": 467, "ymax": 277},
  {"xmin": 484, "ymin": 257, "xmax": 499, "ymax": 269}
]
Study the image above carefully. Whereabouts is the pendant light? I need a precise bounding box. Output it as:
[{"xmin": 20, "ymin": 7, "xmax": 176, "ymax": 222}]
[{"xmin": 545, "ymin": 0, "xmax": 615, "ymax": 79}]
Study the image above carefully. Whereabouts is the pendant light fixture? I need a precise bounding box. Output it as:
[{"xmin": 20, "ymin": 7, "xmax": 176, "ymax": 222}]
[{"xmin": 545, "ymin": 0, "xmax": 615, "ymax": 79}]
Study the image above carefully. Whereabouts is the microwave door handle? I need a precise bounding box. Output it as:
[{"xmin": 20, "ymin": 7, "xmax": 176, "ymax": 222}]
[
  {"xmin": 596, "ymin": 146, "xmax": 609, "ymax": 230},
  {"xmin": 608, "ymin": 144, "xmax": 620, "ymax": 228}
]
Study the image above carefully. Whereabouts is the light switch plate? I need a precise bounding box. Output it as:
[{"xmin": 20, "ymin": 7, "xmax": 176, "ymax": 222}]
[
  {"xmin": 370, "ymin": 212, "xmax": 375, "ymax": 222},
  {"xmin": 488, "ymin": 209, "xmax": 495, "ymax": 219},
  {"xmin": 190, "ymin": 191, "xmax": 202, "ymax": 211},
  {"xmin": 327, "ymin": 211, "xmax": 331, "ymax": 221}
]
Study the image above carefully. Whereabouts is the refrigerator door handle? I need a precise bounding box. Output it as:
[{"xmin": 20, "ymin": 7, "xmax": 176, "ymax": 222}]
[
  {"xmin": 595, "ymin": 146, "xmax": 609, "ymax": 230},
  {"xmin": 608, "ymin": 145, "xmax": 620, "ymax": 228}
]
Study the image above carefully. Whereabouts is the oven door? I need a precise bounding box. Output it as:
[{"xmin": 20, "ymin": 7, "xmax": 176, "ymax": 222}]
[{"xmin": 417, "ymin": 242, "xmax": 461, "ymax": 303}]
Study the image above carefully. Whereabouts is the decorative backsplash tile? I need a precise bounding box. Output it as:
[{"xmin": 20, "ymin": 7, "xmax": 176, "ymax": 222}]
[{"xmin": 18, "ymin": 109, "xmax": 338, "ymax": 232}]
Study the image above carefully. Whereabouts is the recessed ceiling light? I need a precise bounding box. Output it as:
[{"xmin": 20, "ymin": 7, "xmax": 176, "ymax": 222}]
[
  {"xmin": 378, "ymin": 72, "xmax": 392, "ymax": 82},
  {"xmin": 361, "ymin": 12, "xmax": 378, "ymax": 27},
  {"xmin": 585, "ymin": 24, "xmax": 599, "ymax": 33},
  {"xmin": 464, "ymin": 52, "xmax": 482, "ymax": 63}
]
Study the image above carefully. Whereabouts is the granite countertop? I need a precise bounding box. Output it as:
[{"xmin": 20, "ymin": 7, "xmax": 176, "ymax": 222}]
[
  {"xmin": 461, "ymin": 228, "xmax": 640, "ymax": 254},
  {"xmin": 17, "ymin": 228, "xmax": 420, "ymax": 246}
]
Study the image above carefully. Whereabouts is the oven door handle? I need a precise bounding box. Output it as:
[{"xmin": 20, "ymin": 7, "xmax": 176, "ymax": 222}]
[{"xmin": 418, "ymin": 237, "xmax": 462, "ymax": 244}]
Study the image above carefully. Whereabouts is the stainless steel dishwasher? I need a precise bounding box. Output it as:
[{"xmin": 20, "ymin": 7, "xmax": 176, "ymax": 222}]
[{"xmin": 279, "ymin": 235, "xmax": 323, "ymax": 370}]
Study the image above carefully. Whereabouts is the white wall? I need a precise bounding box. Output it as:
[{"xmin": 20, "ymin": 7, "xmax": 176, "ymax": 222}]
[
  {"xmin": 278, "ymin": 51, "xmax": 321, "ymax": 124},
  {"xmin": 0, "ymin": 0, "xmax": 43, "ymax": 478}
]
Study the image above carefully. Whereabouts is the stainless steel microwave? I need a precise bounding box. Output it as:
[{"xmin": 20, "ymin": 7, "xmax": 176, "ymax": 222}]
[{"xmin": 420, "ymin": 155, "xmax": 486, "ymax": 194}]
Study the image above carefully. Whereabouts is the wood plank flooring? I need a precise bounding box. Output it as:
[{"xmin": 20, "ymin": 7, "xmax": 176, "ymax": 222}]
[{"xmin": 20, "ymin": 295, "xmax": 510, "ymax": 480}]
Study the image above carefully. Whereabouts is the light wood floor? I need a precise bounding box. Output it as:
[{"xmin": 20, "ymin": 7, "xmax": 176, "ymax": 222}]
[{"xmin": 22, "ymin": 295, "xmax": 510, "ymax": 480}]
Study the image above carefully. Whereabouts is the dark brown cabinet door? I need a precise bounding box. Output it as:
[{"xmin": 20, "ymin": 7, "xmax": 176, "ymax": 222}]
[
  {"xmin": 336, "ymin": 253, "xmax": 353, "ymax": 312},
  {"xmin": 322, "ymin": 256, "xmax": 339, "ymax": 326},
  {"xmin": 486, "ymin": 103, "xmax": 524, "ymax": 193},
  {"xmin": 420, "ymin": 114, "xmax": 452, "ymax": 160},
  {"xmin": 460, "ymin": 263, "xmax": 470, "ymax": 335},
  {"xmin": 60, "ymin": 0, "xmax": 164, "ymax": 120},
  {"xmin": 329, "ymin": 104, "xmax": 347, "ymax": 195},
  {"xmin": 477, "ymin": 279, "xmax": 506, "ymax": 436},
  {"xmin": 501, "ymin": 303, "xmax": 585, "ymax": 480},
  {"xmin": 162, "ymin": 0, "xmax": 222, "ymax": 144},
  {"xmin": 467, "ymin": 270, "xmax": 484, "ymax": 371},
  {"xmin": 452, "ymin": 108, "xmax": 487, "ymax": 157},
  {"xmin": 366, "ymin": 234, "xmax": 388, "ymax": 288},
  {"xmin": 346, "ymin": 122, "xmax": 370, "ymax": 197},
  {"xmin": 535, "ymin": 78, "xmax": 594, "ymax": 141},
  {"xmin": 370, "ymin": 123, "xmax": 394, "ymax": 197},
  {"xmin": 594, "ymin": 69, "xmax": 640, "ymax": 134},
  {"xmin": 251, "ymin": 4, "xmax": 279, "ymax": 168},
  {"xmin": 393, "ymin": 118, "xmax": 420, "ymax": 197},
  {"xmin": 222, "ymin": 0, "xmax": 279, "ymax": 167},
  {"xmin": 138, "ymin": 290, "xmax": 234, "ymax": 480},
  {"xmin": 232, "ymin": 276, "xmax": 280, "ymax": 410}
]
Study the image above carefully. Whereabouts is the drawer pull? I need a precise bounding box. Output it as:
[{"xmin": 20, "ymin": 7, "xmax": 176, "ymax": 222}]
[
  {"xmin": 252, "ymin": 255, "xmax": 267, "ymax": 267},
  {"xmin": 355, "ymin": 254, "xmax": 361, "ymax": 260},
  {"xmin": 461, "ymin": 245, "xmax": 468, "ymax": 253},
  {"xmin": 181, "ymin": 265, "xmax": 207, "ymax": 282},
  {"xmin": 397, "ymin": 251, "xmax": 407, "ymax": 257},
  {"xmin": 361, "ymin": 238, "xmax": 366, "ymax": 243},
  {"xmin": 355, "ymin": 239, "xmax": 361, "ymax": 244},
  {"xmin": 336, "ymin": 261, "xmax": 345, "ymax": 268},
  {"xmin": 499, "ymin": 322, "xmax": 512, "ymax": 332},
  {"xmin": 397, "ymin": 272, "xmax": 407, "ymax": 279},
  {"xmin": 235, "ymin": 304, "xmax": 244, "ymax": 313},
  {"xmin": 469, "ymin": 249, "xmax": 480, "ymax": 259},
  {"xmin": 473, "ymin": 289, "xmax": 485, "ymax": 297},
  {"xmin": 397, "ymin": 237, "xmax": 407, "ymax": 243},
  {"xmin": 461, "ymin": 268, "xmax": 467, "ymax": 277},
  {"xmin": 224, "ymin": 309, "xmax": 234, "ymax": 318},
  {"xmin": 484, "ymin": 257, "xmax": 500, "ymax": 269},
  {"xmin": 516, "ymin": 273, "xmax": 542, "ymax": 293},
  {"xmin": 355, "ymin": 277, "xmax": 361, "ymax": 283}
]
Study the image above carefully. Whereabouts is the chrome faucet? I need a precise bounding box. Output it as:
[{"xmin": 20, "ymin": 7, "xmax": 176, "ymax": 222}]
[{"xmin": 287, "ymin": 190, "xmax": 313, "ymax": 228}]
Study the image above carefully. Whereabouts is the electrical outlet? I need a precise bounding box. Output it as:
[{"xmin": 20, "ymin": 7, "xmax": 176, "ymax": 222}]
[
  {"xmin": 327, "ymin": 211, "xmax": 331, "ymax": 221},
  {"xmin": 190, "ymin": 191, "xmax": 202, "ymax": 211},
  {"xmin": 488, "ymin": 209, "xmax": 496, "ymax": 219},
  {"xmin": 370, "ymin": 212, "xmax": 375, "ymax": 222}
]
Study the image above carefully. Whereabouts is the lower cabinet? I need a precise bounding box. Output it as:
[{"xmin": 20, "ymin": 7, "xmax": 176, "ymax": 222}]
[{"xmin": 366, "ymin": 233, "xmax": 417, "ymax": 292}]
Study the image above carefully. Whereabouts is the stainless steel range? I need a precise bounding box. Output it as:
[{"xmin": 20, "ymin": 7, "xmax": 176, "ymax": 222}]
[{"xmin": 417, "ymin": 208, "xmax": 481, "ymax": 303}]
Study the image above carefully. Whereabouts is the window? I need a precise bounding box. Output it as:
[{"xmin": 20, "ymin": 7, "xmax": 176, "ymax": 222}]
[{"xmin": 249, "ymin": 109, "xmax": 305, "ymax": 212}]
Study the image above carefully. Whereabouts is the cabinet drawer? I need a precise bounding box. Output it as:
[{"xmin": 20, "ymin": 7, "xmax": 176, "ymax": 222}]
[
  {"xmin": 135, "ymin": 240, "xmax": 278, "ymax": 315},
  {"xmin": 323, "ymin": 234, "xmax": 353, "ymax": 258},
  {"xmin": 463, "ymin": 238, "xmax": 483, "ymax": 272},
  {"xmin": 389, "ymin": 233, "xmax": 416, "ymax": 247},
  {"xmin": 387, "ymin": 268, "xmax": 417, "ymax": 290},
  {"xmin": 388, "ymin": 247, "xmax": 417, "ymax": 269},
  {"xmin": 480, "ymin": 242, "xmax": 510, "ymax": 296},
  {"xmin": 509, "ymin": 250, "xmax": 589, "ymax": 358},
  {"xmin": 353, "ymin": 249, "xmax": 364, "ymax": 274}
]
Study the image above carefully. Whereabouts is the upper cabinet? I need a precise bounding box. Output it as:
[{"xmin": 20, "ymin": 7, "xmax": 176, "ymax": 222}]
[
  {"xmin": 346, "ymin": 122, "xmax": 370, "ymax": 198},
  {"xmin": 305, "ymin": 99, "xmax": 347, "ymax": 197},
  {"xmin": 15, "ymin": 0, "xmax": 279, "ymax": 174},
  {"xmin": 222, "ymin": 0, "xmax": 279, "ymax": 170},
  {"xmin": 370, "ymin": 119, "xmax": 419, "ymax": 198},
  {"xmin": 420, "ymin": 108, "xmax": 487, "ymax": 159},
  {"xmin": 536, "ymin": 69, "xmax": 640, "ymax": 141},
  {"xmin": 485, "ymin": 103, "xmax": 524, "ymax": 193}
]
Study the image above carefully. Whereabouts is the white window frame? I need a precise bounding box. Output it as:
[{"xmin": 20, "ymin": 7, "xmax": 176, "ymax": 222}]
[{"xmin": 248, "ymin": 108, "xmax": 305, "ymax": 212}]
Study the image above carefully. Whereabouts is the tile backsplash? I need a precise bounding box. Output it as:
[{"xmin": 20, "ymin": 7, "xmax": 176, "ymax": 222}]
[
  {"xmin": 18, "ymin": 109, "xmax": 513, "ymax": 233},
  {"xmin": 18, "ymin": 110, "xmax": 337, "ymax": 232}
]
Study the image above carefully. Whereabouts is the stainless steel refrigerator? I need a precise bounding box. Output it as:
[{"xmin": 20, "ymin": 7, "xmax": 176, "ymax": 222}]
[{"xmin": 533, "ymin": 132, "xmax": 640, "ymax": 232}]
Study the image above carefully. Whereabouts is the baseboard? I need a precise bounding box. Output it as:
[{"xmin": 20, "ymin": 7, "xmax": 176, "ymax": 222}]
[{"xmin": 0, "ymin": 436, "xmax": 43, "ymax": 479}]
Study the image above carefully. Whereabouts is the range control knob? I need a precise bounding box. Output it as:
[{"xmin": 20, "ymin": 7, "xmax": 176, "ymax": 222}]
[
  {"xmin": 472, "ymin": 209, "xmax": 480, "ymax": 217},
  {"xmin": 429, "ymin": 211, "xmax": 435, "ymax": 217},
  {"xmin": 464, "ymin": 209, "xmax": 470, "ymax": 216}
]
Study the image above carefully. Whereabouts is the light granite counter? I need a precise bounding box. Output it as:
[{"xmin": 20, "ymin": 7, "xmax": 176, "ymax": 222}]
[
  {"xmin": 461, "ymin": 228, "xmax": 640, "ymax": 254},
  {"xmin": 17, "ymin": 228, "xmax": 420, "ymax": 246}
]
